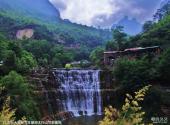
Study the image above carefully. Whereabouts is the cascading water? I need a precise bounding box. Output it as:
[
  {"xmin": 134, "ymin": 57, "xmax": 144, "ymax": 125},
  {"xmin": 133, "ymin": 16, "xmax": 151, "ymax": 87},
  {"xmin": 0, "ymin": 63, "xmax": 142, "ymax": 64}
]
[{"xmin": 53, "ymin": 69, "xmax": 102, "ymax": 116}]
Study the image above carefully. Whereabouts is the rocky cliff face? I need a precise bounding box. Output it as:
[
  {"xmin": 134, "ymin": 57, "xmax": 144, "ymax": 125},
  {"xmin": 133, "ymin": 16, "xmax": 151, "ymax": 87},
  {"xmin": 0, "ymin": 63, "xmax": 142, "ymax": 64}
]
[
  {"xmin": 28, "ymin": 68, "xmax": 73, "ymax": 120},
  {"xmin": 16, "ymin": 29, "xmax": 34, "ymax": 40},
  {"xmin": 28, "ymin": 68, "xmax": 56, "ymax": 120}
]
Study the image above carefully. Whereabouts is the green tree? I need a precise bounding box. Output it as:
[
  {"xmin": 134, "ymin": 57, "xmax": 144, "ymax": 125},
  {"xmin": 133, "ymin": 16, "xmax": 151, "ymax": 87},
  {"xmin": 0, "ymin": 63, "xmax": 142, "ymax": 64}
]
[
  {"xmin": 0, "ymin": 34, "xmax": 8, "ymax": 60},
  {"xmin": 8, "ymin": 41, "xmax": 22, "ymax": 57},
  {"xmin": 51, "ymin": 57, "xmax": 62, "ymax": 68},
  {"xmin": 3, "ymin": 50, "xmax": 17, "ymax": 73},
  {"xmin": 112, "ymin": 26, "xmax": 127, "ymax": 51},
  {"xmin": 53, "ymin": 52, "xmax": 73, "ymax": 67},
  {"xmin": 16, "ymin": 50, "xmax": 37, "ymax": 73},
  {"xmin": 153, "ymin": 1, "xmax": 170, "ymax": 21},
  {"xmin": 22, "ymin": 39, "xmax": 51, "ymax": 65},
  {"xmin": 142, "ymin": 21, "xmax": 154, "ymax": 32},
  {"xmin": 158, "ymin": 48, "xmax": 170, "ymax": 83},
  {"xmin": 105, "ymin": 40, "xmax": 117, "ymax": 51},
  {"xmin": 0, "ymin": 71, "xmax": 40, "ymax": 120},
  {"xmin": 138, "ymin": 12, "xmax": 170, "ymax": 48},
  {"xmin": 90, "ymin": 47, "xmax": 104, "ymax": 67},
  {"xmin": 114, "ymin": 57, "xmax": 156, "ymax": 85}
]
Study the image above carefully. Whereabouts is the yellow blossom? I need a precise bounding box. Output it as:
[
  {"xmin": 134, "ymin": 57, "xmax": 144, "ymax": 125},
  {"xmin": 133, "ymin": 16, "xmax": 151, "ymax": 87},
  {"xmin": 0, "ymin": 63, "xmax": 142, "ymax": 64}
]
[{"xmin": 132, "ymin": 100, "xmax": 138, "ymax": 106}]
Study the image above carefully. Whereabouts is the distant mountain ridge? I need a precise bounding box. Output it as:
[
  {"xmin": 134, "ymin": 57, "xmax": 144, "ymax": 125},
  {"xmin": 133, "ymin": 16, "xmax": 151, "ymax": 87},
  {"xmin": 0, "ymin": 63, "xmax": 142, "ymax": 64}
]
[
  {"xmin": 0, "ymin": 0, "xmax": 60, "ymax": 22},
  {"xmin": 112, "ymin": 16, "xmax": 142, "ymax": 35}
]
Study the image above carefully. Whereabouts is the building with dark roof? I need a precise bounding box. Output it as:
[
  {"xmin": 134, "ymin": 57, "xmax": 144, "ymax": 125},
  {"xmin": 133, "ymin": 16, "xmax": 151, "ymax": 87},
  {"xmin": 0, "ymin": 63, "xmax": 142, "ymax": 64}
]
[{"xmin": 104, "ymin": 46, "xmax": 161, "ymax": 65}]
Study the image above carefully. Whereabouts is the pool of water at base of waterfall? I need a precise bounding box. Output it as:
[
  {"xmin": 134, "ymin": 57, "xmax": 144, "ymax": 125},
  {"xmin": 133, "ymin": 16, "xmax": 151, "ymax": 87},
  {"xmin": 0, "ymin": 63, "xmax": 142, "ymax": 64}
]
[{"xmin": 62, "ymin": 115, "xmax": 103, "ymax": 125}]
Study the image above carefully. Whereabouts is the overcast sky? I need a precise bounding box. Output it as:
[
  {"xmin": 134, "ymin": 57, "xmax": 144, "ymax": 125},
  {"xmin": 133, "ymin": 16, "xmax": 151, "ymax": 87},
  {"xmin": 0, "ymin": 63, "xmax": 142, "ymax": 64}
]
[{"xmin": 49, "ymin": 0, "xmax": 164, "ymax": 28}]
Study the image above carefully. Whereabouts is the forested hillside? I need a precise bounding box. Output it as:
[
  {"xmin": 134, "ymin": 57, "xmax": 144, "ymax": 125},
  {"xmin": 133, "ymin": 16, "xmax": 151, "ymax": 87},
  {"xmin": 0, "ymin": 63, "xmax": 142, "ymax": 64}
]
[
  {"xmin": 0, "ymin": 0, "xmax": 112, "ymax": 69},
  {"xmin": 0, "ymin": 0, "xmax": 111, "ymax": 48},
  {"xmin": 91, "ymin": 2, "xmax": 170, "ymax": 122}
]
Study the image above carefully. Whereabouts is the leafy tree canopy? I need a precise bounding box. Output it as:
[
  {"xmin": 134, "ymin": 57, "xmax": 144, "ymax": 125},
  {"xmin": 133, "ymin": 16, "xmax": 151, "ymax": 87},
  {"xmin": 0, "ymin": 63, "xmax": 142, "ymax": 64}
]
[{"xmin": 0, "ymin": 71, "xmax": 40, "ymax": 120}]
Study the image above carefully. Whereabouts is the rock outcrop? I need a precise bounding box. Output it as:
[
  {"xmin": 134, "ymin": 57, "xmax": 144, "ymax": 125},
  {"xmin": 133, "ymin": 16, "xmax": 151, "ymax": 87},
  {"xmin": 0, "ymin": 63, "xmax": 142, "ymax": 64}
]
[{"xmin": 16, "ymin": 29, "xmax": 34, "ymax": 40}]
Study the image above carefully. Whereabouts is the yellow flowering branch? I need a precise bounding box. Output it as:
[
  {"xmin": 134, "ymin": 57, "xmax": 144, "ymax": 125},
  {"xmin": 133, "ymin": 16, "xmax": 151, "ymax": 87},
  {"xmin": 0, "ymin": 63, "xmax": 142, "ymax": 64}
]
[{"xmin": 99, "ymin": 85, "xmax": 152, "ymax": 125}]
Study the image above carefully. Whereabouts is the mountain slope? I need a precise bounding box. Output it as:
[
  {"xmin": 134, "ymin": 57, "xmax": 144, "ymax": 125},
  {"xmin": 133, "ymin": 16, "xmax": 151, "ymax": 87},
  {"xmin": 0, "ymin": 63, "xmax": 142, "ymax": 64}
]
[
  {"xmin": 112, "ymin": 16, "xmax": 142, "ymax": 35},
  {"xmin": 0, "ymin": 0, "xmax": 60, "ymax": 22},
  {"xmin": 0, "ymin": 0, "xmax": 111, "ymax": 47}
]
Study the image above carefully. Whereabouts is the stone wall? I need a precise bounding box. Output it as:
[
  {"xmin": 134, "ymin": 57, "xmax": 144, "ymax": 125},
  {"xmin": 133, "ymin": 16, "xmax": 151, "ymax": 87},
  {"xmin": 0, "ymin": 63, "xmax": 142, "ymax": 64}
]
[{"xmin": 100, "ymin": 70, "xmax": 117, "ymax": 109}]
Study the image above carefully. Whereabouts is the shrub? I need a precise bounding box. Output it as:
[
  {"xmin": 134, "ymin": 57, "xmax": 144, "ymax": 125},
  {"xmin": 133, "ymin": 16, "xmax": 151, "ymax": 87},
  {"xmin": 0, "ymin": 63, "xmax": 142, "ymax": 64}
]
[
  {"xmin": 99, "ymin": 85, "xmax": 152, "ymax": 125},
  {"xmin": 113, "ymin": 58, "xmax": 156, "ymax": 85},
  {"xmin": 65, "ymin": 63, "xmax": 72, "ymax": 69},
  {"xmin": 157, "ymin": 48, "xmax": 170, "ymax": 83},
  {"xmin": 0, "ymin": 87, "xmax": 26, "ymax": 125}
]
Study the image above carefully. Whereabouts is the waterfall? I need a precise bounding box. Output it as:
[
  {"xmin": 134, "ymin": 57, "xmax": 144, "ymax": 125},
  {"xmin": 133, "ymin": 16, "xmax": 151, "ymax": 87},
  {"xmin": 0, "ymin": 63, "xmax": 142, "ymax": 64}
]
[{"xmin": 53, "ymin": 69, "xmax": 102, "ymax": 116}]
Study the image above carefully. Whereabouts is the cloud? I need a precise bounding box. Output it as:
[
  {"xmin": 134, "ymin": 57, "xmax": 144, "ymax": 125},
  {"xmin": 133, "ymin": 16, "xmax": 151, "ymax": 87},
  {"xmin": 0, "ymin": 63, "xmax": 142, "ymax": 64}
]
[{"xmin": 49, "ymin": 0, "xmax": 162, "ymax": 28}]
